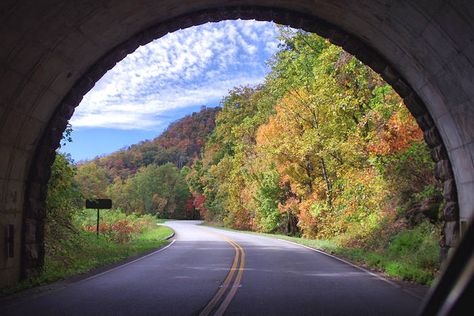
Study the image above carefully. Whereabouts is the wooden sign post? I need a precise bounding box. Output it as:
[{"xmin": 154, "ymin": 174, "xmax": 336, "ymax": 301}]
[{"xmin": 85, "ymin": 199, "xmax": 112, "ymax": 238}]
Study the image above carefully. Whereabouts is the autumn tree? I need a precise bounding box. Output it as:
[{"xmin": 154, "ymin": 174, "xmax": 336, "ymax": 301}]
[{"xmin": 189, "ymin": 27, "xmax": 440, "ymax": 245}]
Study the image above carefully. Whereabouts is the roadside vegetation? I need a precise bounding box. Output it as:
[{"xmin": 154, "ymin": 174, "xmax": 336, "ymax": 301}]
[
  {"xmin": 281, "ymin": 223, "xmax": 438, "ymax": 285},
  {"xmin": 44, "ymin": 154, "xmax": 174, "ymax": 284},
  {"xmin": 1, "ymin": 154, "xmax": 173, "ymax": 295},
  {"xmin": 43, "ymin": 213, "xmax": 173, "ymax": 286}
]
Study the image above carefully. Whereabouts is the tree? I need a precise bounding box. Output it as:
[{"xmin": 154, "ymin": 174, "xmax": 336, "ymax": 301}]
[
  {"xmin": 47, "ymin": 153, "xmax": 82, "ymax": 220},
  {"xmin": 75, "ymin": 163, "xmax": 109, "ymax": 199},
  {"xmin": 254, "ymin": 168, "xmax": 283, "ymax": 232},
  {"xmin": 45, "ymin": 153, "xmax": 82, "ymax": 255},
  {"xmin": 112, "ymin": 163, "xmax": 193, "ymax": 218}
]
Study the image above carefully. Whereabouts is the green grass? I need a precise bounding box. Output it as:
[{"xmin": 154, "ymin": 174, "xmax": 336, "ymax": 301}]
[
  {"xmin": 204, "ymin": 222, "xmax": 439, "ymax": 285},
  {"xmin": 1, "ymin": 225, "xmax": 174, "ymax": 296},
  {"xmin": 137, "ymin": 224, "xmax": 174, "ymax": 241}
]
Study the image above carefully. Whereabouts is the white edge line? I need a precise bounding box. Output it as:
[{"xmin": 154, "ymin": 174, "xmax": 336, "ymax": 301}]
[
  {"xmin": 206, "ymin": 225, "xmax": 423, "ymax": 299},
  {"xmin": 205, "ymin": 225, "xmax": 397, "ymax": 287},
  {"xmin": 276, "ymin": 238, "xmax": 425, "ymax": 300},
  {"xmin": 4, "ymin": 235, "xmax": 177, "ymax": 301},
  {"xmin": 79, "ymin": 239, "xmax": 176, "ymax": 283},
  {"xmin": 198, "ymin": 225, "xmax": 426, "ymax": 300}
]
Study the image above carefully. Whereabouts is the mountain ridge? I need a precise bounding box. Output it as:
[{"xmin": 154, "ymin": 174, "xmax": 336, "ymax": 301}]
[{"xmin": 83, "ymin": 106, "xmax": 220, "ymax": 180}]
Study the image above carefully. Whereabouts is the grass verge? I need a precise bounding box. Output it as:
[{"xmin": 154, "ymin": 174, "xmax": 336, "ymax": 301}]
[{"xmin": 1, "ymin": 225, "xmax": 173, "ymax": 296}]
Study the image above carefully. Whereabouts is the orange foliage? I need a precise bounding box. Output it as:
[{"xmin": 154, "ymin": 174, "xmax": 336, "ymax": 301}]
[
  {"xmin": 256, "ymin": 114, "xmax": 283, "ymax": 146},
  {"xmin": 296, "ymin": 197, "xmax": 320, "ymax": 239},
  {"xmin": 230, "ymin": 208, "xmax": 253, "ymax": 231},
  {"xmin": 369, "ymin": 111, "xmax": 423, "ymax": 155},
  {"xmin": 84, "ymin": 220, "xmax": 140, "ymax": 243}
]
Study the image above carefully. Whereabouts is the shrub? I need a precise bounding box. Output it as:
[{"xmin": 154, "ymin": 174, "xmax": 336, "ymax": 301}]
[
  {"xmin": 385, "ymin": 222, "xmax": 440, "ymax": 283},
  {"xmin": 77, "ymin": 209, "xmax": 156, "ymax": 243}
]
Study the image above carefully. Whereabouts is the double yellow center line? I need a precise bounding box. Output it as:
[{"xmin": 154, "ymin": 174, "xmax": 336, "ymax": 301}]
[{"xmin": 199, "ymin": 231, "xmax": 246, "ymax": 316}]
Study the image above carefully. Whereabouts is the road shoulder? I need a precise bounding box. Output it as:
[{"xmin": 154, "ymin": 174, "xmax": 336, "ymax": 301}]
[{"xmin": 202, "ymin": 223, "xmax": 430, "ymax": 300}]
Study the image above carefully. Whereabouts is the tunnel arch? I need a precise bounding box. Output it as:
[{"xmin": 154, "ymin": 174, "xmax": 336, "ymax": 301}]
[{"xmin": 0, "ymin": 2, "xmax": 472, "ymax": 286}]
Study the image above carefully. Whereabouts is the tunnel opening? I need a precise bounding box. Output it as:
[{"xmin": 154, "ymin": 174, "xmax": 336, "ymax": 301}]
[
  {"xmin": 20, "ymin": 10, "xmax": 456, "ymax": 292},
  {"xmin": 0, "ymin": 6, "xmax": 471, "ymax": 306}
]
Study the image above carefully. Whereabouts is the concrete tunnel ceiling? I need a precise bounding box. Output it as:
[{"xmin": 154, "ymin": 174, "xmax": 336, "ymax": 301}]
[{"xmin": 0, "ymin": 0, "xmax": 473, "ymax": 287}]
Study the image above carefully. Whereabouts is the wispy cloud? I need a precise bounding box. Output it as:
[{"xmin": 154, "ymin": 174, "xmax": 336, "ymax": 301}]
[{"xmin": 71, "ymin": 20, "xmax": 280, "ymax": 130}]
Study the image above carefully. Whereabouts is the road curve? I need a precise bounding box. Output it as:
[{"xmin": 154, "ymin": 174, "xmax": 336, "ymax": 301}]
[{"xmin": 1, "ymin": 220, "xmax": 425, "ymax": 315}]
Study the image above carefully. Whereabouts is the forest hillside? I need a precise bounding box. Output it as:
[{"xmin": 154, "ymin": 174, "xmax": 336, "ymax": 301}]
[{"xmin": 85, "ymin": 106, "xmax": 220, "ymax": 180}]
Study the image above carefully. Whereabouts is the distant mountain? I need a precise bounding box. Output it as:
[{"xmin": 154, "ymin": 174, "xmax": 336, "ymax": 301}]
[{"xmin": 89, "ymin": 107, "xmax": 220, "ymax": 180}]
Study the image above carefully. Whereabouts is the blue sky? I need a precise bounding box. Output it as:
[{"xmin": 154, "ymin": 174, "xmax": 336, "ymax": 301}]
[{"xmin": 61, "ymin": 20, "xmax": 281, "ymax": 162}]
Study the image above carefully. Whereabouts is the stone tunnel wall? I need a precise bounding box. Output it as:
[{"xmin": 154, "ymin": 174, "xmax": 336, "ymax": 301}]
[{"xmin": 1, "ymin": 1, "xmax": 473, "ymax": 287}]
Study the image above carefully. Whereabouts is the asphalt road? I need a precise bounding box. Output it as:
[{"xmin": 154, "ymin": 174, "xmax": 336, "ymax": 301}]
[{"xmin": 1, "ymin": 220, "xmax": 426, "ymax": 315}]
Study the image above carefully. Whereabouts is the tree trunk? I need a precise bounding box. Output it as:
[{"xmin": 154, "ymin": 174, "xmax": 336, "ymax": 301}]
[{"xmin": 320, "ymin": 158, "xmax": 333, "ymax": 209}]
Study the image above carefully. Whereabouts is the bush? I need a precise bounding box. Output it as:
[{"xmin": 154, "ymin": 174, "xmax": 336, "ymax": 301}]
[
  {"xmin": 75, "ymin": 209, "xmax": 156, "ymax": 243},
  {"xmin": 388, "ymin": 222, "xmax": 440, "ymax": 270}
]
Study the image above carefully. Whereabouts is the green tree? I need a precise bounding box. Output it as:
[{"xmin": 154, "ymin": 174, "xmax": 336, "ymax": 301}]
[
  {"xmin": 45, "ymin": 153, "xmax": 82, "ymax": 261},
  {"xmin": 75, "ymin": 163, "xmax": 109, "ymax": 199},
  {"xmin": 254, "ymin": 168, "xmax": 283, "ymax": 232},
  {"xmin": 120, "ymin": 163, "xmax": 192, "ymax": 218},
  {"xmin": 47, "ymin": 153, "xmax": 82, "ymax": 222}
]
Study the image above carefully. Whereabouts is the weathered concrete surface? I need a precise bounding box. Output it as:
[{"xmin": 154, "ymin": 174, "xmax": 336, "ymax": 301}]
[{"xmin": 0, "ymin": 1, "xmax": 473, "ymax": 287}]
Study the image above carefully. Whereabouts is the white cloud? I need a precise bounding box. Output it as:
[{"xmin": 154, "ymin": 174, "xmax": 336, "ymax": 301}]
[{"xmin": 71, "ymin": 20, "xmax": 280, "ymax": 130}]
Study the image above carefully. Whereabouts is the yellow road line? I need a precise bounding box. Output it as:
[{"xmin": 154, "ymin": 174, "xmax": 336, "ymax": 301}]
[
  {"xmin": 199, "ymin": 230, "xmax": 245, "ymax": 316},
  {"xmin": 215, "ymin": 240, "xmax": 245, "ymax": 316}
]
